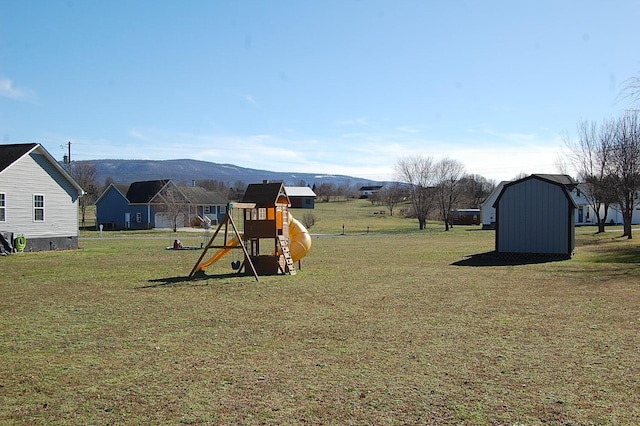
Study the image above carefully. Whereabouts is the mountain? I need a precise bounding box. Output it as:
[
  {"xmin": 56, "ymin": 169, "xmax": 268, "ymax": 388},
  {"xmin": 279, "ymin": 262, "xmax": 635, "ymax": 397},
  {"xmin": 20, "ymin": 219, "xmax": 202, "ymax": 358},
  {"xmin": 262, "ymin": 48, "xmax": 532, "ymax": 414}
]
[{"xmin": 75, "ymin": 159, "xmax": 382, "ymax": 188}]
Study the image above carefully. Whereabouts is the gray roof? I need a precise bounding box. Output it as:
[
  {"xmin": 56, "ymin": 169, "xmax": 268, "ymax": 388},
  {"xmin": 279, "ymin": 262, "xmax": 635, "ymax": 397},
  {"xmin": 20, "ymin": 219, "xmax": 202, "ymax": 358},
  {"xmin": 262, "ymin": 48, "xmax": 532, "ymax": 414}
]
[
  {"xmin": 285, "ymin": 186, "xmax": 316, "ymax": 197},
  {"xmin": 0, "ymin": 143, "xmax": 38, "ymax": 173},
  {"xmin": 179, "ymin": 186, "xmax": 228, "ymax": 205},
  {"xmin": 531, "ymin": 174, "xmax": 578, "ymax": 187}
]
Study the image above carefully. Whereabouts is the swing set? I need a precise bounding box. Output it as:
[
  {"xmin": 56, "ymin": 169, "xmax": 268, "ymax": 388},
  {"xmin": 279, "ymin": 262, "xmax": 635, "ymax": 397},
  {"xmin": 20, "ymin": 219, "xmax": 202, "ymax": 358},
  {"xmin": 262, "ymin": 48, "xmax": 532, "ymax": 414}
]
[{"xmin": 189, "ymin": 182, "xmax": 311, "ymax": 282}]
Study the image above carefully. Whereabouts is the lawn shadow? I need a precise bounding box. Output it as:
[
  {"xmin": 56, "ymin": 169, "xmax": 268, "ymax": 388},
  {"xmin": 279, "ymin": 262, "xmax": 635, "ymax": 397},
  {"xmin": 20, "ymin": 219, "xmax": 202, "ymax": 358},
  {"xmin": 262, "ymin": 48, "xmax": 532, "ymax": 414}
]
[
  {"xmin": 137, "ymin": 272, "xmax": 245, "ymax": 289},
  {"xmin": 452, "ymin": 251, "xmax": 570, "ymax": 267},
  {"xmin": 587, "ymin": 244, "xmax": 640, "ymax": 264}
]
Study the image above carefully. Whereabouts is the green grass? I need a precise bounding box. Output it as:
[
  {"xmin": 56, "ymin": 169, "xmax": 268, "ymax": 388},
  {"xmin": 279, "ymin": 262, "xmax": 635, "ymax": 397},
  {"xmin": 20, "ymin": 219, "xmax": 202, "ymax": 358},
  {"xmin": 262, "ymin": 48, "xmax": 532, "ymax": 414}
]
[{"xmin": 2, "ymin": 204, "xmax": 640, "ymax": 425}]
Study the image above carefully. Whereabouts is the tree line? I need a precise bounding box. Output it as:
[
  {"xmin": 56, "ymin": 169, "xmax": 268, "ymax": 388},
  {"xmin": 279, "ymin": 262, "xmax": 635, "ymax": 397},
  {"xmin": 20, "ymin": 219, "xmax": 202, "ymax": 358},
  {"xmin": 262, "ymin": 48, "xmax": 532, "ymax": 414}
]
[
  {"xmin": 392, "ymin": 156, "xmax": 495, "ymax": 230},
  {"xmin": 564, "ymin": 111, "xmax": 640, "ymax": 239}
]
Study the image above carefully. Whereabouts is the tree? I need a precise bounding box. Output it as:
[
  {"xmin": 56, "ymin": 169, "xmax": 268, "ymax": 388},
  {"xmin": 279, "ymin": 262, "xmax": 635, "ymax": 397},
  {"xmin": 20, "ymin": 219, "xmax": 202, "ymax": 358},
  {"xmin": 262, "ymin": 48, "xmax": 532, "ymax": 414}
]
[
  {"xmin": 228, "ymin": 180, "xmax": 247, "ymax": 201},
  {"xmin": 157, "ymin": 184, "xmax": 189, "ymax": 232},
  {"xmin": 301, "ymin": 212, "xmax": 317, "ymax": 229},
  {"xmin": 564, "ymin": 119, "xmax": 616, "ymax": 233},
  {"xmin": 374, "ymin": 183, "xmax": 406, "ymax": 216},
  {"xmin": 433, "ymin": 158, "xmax": 466, "ymax": 231},
  {"xmin": 458, "ymin": 174, "xmax": 495, "ymax": 209},
  {"xmin": 71, "ymin": 162, "xmax": 101, "ymax": 228},
  {"xmin": 315, "ymin": 182, "xmax": 336, "ymax": 202},
  {"xmin": 394, "ymin": 155, "xmax": 436, "ymax": 230},
  {"xmin": 608, "ymin": 112, "xmax": 640, "ymax": 239},
  {"xmin": 196, "ymin": 179, "xmax": 230, "ymax": 197}
]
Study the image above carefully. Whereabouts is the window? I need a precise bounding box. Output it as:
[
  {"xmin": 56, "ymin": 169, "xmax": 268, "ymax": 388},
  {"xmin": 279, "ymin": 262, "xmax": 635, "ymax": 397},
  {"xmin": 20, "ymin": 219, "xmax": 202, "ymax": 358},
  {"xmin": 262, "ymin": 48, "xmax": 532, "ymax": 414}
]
[
  {"xmin": 0, "ymin": 193, "xmax": 5, "ymax": 222},
  {"xmin": 34, "ymin": 194, "xmax": 45, "ymax": 221},
  {"xmin": 204, "ymin": 206, "xmax": 211, "ymax": 214},
  {"xmin": 136, "ymin": 212, "xmax": 142, "ymax": 222}
]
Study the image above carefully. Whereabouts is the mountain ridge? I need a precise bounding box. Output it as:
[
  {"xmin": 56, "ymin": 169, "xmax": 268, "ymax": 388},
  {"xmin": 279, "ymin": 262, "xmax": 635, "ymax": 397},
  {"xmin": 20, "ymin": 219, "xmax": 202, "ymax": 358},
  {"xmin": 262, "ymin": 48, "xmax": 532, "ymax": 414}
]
[{"xmin": 75, "ymin": 158, "xmax": 382, "ymax": 188}]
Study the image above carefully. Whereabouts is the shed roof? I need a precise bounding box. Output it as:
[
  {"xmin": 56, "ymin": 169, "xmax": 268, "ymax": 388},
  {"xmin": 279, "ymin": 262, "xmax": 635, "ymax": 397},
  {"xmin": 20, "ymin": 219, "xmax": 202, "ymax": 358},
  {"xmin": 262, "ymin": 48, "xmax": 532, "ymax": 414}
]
[
  {"xmin": 494, "ymin": 174, "xmax": 578, "ymax": 209},
  {"xmin": 531, "ymin": 174, "xmax": 578, "ymax": 188},
  {"xmin": 284, "ymin": 186, "xmax": 316, "ymax": 197}
]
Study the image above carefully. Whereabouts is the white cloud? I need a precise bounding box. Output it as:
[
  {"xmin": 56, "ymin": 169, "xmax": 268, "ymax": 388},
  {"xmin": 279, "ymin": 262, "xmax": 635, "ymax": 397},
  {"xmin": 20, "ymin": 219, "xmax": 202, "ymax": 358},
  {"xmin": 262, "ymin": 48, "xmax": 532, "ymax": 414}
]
[
  {"xmin": 0, "ymin": 77, "xmax": 33, "ymax": 100},
  {"xmin": 49, "ymin": 124, "xmax": 571, "ymax": 184},
  {"xmin": 238, "ymin": 93, "xmax": 259, "ymax": 107}
]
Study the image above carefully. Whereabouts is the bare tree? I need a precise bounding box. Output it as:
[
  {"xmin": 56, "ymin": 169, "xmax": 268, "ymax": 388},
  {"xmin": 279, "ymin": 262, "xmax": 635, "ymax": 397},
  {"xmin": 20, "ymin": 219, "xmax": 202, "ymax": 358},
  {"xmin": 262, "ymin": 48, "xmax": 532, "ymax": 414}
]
[
  {"xmin": 458, "ymin": 174, "xmax": 495, "ymax": 208},
  {"xmin": 433, "ymin": 158, "xmax": 466, "ymax": 231},
  {"xmin": 394, "ymin": 155, "xmax": 436, "ymax": 230},
  {"xmin": 157, "ymin": 184, "xmax": 190, "ymax": 232},
  {"xmin": 608, "ymin": 112, "xmax": 640, "ymax": 239},
  {"xmin": 71, "ymin": 162, "xmax": 101, "ymax": 229},
  {"xmin": 375, "ymin": 183, "xmax": 406, "ymax": 216},
  {"xmin": 301, "ymin": 212, "xmax": 317, "ymax": 229},
  {"xmin": 564, "ymin": 119, "xmax": 616, "ymax": 233},
  {"xmin": 228, "ymin": 180, "xmax": 247, "ymax": 201},
  {"xmin": 196, "ymin": 179, "xmax": 230, "ymax": 197},
  {"xmin": 617, "ymin": 76, "xmax": 640, "ymax": 107},
  {"xmin": 315, "ymin": 182, "xmax": 336, "ymax": 202}
]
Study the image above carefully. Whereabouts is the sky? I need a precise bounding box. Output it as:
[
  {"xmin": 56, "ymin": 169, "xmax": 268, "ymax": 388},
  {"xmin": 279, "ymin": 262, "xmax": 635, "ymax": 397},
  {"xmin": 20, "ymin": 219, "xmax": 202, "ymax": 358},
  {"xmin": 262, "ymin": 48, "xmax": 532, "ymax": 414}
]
[{"xmin": 1, "ymin": 0, "xmax": 640, "ymax": 183}]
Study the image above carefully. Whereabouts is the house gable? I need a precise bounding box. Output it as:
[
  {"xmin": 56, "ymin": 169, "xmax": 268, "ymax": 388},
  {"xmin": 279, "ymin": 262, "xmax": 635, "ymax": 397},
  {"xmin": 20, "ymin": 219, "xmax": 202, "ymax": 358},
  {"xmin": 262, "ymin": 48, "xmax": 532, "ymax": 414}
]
[{"xmin": 0, "ymin": 143, "xmax": 84, "ymax": 250}]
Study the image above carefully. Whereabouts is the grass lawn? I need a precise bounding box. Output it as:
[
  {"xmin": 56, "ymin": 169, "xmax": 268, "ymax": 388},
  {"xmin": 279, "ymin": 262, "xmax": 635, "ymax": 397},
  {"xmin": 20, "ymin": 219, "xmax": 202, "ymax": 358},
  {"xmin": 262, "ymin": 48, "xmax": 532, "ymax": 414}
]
[{"xmin": 2, "ymin": 200, "xmax": 640, "ymax": 425}]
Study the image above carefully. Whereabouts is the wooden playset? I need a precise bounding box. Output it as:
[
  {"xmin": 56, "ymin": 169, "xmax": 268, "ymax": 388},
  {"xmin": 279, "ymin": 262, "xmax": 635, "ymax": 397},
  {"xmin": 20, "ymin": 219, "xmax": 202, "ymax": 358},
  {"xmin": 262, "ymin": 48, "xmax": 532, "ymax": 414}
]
[{"xmin": 189, "ymin": 182, "xmax": 310, "ymax": 281}]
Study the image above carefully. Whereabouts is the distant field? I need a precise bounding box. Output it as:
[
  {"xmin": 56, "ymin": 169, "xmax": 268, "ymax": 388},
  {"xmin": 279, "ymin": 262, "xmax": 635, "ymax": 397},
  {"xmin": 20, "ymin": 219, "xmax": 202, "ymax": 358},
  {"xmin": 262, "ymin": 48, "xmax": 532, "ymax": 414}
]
[{"xmin": 4, "ymin": 201, "xmax": 640, "ymax": 424}]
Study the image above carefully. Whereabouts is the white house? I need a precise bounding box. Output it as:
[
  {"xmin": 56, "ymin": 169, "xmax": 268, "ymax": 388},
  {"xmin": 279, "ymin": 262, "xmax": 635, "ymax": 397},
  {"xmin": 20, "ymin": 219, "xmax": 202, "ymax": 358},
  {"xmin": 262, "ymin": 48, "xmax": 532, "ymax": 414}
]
[
  {"xmin": 480, "ymin": 181, "xmax": 508, "ymax": 229},
  {"xmin": 0, "ymin": 143, "xmax": 85, "ymax": 251},
  {"xmin": 569, "ymin": 184, "xmax": 640, "ymax": 226}
]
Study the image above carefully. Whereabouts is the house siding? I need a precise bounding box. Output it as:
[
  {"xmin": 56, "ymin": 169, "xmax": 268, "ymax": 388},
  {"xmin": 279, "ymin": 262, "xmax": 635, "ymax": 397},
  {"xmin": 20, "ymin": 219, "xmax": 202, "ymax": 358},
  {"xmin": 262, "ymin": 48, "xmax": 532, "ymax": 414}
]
[
  {"xmin": 496, "ymin": 178, "xmax": 572, "ymax": 255},
  {"xmin": 95, "ymin": 186, "xmax": 129, "ymax": 228},
  {"xmin": 0, "ymin": 151, "xmax": 80, "ymax": 249}
]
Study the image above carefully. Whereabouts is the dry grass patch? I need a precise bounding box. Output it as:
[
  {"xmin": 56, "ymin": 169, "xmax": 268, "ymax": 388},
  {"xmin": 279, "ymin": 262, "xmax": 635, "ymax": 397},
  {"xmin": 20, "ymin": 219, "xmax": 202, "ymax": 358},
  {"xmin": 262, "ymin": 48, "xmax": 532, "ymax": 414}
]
[{"xmin": 1, "ymin": 226, "xmax": 639, "ymax": 424}]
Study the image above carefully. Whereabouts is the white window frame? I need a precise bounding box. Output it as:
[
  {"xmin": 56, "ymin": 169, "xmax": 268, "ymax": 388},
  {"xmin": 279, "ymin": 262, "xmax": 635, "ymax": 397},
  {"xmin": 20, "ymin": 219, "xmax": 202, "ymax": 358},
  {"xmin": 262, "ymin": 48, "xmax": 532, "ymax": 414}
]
[
  {"xmin": 34, "ymin": 194, "xmax": 45, "ymax": 222},
  {"xmin": 0, "ymin": 193, "xmax": 5, "ymax": 222}
]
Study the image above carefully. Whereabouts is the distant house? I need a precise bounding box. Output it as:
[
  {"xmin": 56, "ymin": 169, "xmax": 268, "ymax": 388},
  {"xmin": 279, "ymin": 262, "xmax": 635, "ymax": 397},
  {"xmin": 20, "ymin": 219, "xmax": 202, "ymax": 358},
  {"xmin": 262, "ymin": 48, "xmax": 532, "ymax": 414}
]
[
  {"xmin": 494, "ymin": 174, "xmax": 577, "ymax": 257},
  {"xmin": 95, "ymin": 180, "xmax": 227, "ymax": 230},
  {"xmin": 0, "ymin": 143, "xmax": 85, "ymax": 251},
  {"xmin": 285, "ymin": 186, "xmax": 316, "ymax": 209},
  {"xmin": 570, "ymin": 184, "xmax": 640, "ymax": 226},
  {"xmin": 358, "ymin": 185, "xmax": 383, "ymax": 199}
]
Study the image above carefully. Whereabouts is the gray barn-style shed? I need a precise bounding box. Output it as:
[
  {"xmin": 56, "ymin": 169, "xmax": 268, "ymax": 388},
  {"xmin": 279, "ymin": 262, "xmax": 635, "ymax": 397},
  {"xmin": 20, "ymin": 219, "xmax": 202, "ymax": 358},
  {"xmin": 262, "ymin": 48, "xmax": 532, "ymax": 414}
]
[{"xmin": 493, "ymin": 174, "xmax": 577, "ymax": 257}]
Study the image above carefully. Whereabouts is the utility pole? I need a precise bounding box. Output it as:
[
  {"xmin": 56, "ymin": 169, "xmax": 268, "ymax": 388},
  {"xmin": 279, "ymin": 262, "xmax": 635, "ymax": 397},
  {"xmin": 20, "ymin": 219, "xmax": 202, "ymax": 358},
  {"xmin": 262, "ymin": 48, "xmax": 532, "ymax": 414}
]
[{"xmin": 64, "ymin": 141, "xmax": 71, "ymax": 173}]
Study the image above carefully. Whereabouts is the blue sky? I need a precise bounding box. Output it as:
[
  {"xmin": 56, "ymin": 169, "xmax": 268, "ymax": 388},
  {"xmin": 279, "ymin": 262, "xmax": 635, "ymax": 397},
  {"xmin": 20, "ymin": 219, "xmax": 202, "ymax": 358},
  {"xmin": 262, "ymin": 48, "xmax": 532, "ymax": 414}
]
[{"xmin": 1, "ymin": 0, "xmax": 639, "ymax": 182}]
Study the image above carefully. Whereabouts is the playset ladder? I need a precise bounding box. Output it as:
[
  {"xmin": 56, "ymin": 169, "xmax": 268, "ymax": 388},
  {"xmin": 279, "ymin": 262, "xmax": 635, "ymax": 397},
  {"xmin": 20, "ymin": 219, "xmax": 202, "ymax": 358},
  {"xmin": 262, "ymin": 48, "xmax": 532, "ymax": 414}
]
[{"xmin": 277, "ymin": 235, "xmax": 296, "ymax": 275}]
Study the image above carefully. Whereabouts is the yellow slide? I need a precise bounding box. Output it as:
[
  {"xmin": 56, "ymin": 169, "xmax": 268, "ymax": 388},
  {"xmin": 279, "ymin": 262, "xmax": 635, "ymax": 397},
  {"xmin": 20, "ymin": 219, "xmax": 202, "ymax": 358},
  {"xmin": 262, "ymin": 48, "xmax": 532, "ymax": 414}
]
[
  {"xmin": 197, "ymin": 214, "xmax": 311, "ymax": 272},
  {"xmin": 288, "ymin": 214, "xmax": 311, "ymax": 262},
  {"xmin": 198, "ymin": 235, "xmax": 241, "ymax": 271}
]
